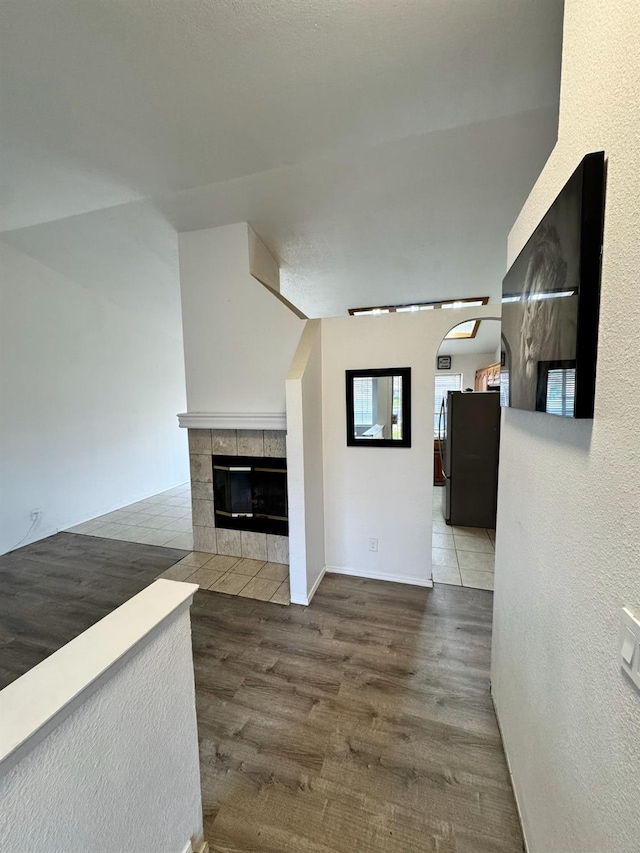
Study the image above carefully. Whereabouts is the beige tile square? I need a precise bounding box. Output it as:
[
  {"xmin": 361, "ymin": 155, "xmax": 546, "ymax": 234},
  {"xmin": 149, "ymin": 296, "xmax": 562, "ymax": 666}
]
[
  {"xmin": 257, "ymin": 562, "xmax": 289, "ymax": 582},
  {"xmin": 211, "ymin": 429, "xmax": 238, "ymax": 455},
  {"xmin": 241, "ymin": 530, "xmax": 267, "ymax": 561},
  {"xmin": 210, "ymin": 572, "xmax": 252, "ymax": 596},
  {"xmin": 230, "ymin": 558, "xmax": 266, "ymax": 577},
  {"xmin": 160, "ymin": 486, "xmax": 188, "ymax": 498},
  {"xmin": 460, "ymin": 569, "xmax": 494, "ymax": 591},
  {"xmin": 176, "ymin": 551, "xmax": 214, "ymax": 568},
  {"xmin": 99, "ymin": 509, "xmax": 134, "ymax": 524},
  {"xmin": 126, "ymin": 512, "xmax": 157, "ymax": 526},
  {"xmin": 188, "ymin": 429, "xmax": 212, "ymax": 455},
  {"xmin": 66, "ymin": 519, "xmax": 104, "ymax": 535},
  {"xmin": 184, "ymin": 566, "xmax": 226, "ymax": 589},
  {"xmin": 105, "ymin": 524, "xmax": 149, "ymax": 543},
  {"xmin": 215, "ymin": 527, "xmax": 242, "ymax": 557},
  {"xmin": 159, "ymin": 506, "xmax": 191, "ymax": 518},
  {"xmin": 432, "ymin": 565, "xmax": 462, "ymax": 586},
  {"xmin": 164, "ymin": 531, "xmax": 193, "ymax": 551},
  {"xmin": 192, "ymin": 499, "xmax": 215, "ymax": 528},
  {"xmin": 191, "ymin": 482, "xmax": 213, "ymax": 501},
  {"xmin": 264, "ymin": 430, "xmax": 286, "ymax": 457},
  {"xmin": 92, "ymin": 522, "xmax": 136, "ymax": 540},
  {"xmin": 126, "ymin": 527, "xmax": 176, "ymax": 546},
  {"xmin": 454, "ymin": 535, "xmax": 494, "ymax": 554},
  {"xmin": 140, "ymin": 514, "xmax": 174, "ymax": 530},
  {"xmin": 204, "ymin": 554, "xmax": 241, "ymax": 573},
  {"xmin": 190, "ymin": 454, "xmax": 213, "ymax": 484},
  {"xmin": 457, "ymin": 551, "xmax": 495, "ymax": 572},
  {"xmin": 86, "ymin": 523, "xmax": 113, "ymax": 539},
  {"xmin": 237, "ymin": 430, "xmax": 264, "ymax": 456},
  {"xmin": 266, "ymin": 534, "xmax": 289, "ymax": 565},
  {"xmin": 193, "ymin": 525, "xmax": 216, "ymax": 553},
  {"xmin": 432, "ymin": 519, "xmax": 450, "ymax": 534},
  {"xmin": 451, "ymin": 526, "xmax": 489, "ymax": 539},
  {"xmin": 162, "ymin": 496, "xmax": 188, "ymax": 507},
  {"xmin": 113, "ymin": 511, "xmax": 146, "ymax": 525},
  {"xmin": 270, "ymin": 580, "xmax": 291, "ymax": 605},
  {"xmin": 127, "ymin": 499, "xmax": 160, "ymax": 511},
  {"xmin": 158, "ymin": 563, "xmax": 197, "ymax": 582},
  {"xmin": 140, "ymin": 495, "xmax": 167, "ymax": 505},
  {"xmin": 162, "ymin": 517, "xmax": 193, "ymax": 533},
  {"xmin": 238, "ymin": 577, "xmax": 281, "ymax": 601},
  {"xmin": 432, "ymin": 532, "xmax": 454, "ymax": 549},
  {"xmin": 432, "ymin": 547, "xmax": 458, "ymax": 568}
]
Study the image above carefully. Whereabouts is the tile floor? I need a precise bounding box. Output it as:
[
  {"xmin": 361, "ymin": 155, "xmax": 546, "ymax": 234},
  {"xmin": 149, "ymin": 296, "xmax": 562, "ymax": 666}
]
[
  {"xmin": 66, "ymin": 483, "xmax": 290, "ymax": 604},
  {"xmin": 66, "ymin": 483, "xmax": 195, "ymax": 550},
  {"xmin": 431, "ymin": 486, "xmax": 495, "ymax": 590},
  {"xmin": 158, "ymin": 551, "xmax": 290, "ymax": 605}
]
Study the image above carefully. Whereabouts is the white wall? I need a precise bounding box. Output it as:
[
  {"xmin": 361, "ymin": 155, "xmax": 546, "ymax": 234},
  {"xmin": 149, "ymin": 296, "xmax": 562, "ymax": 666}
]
[
  {"xmin": 0, "ymin": 580, "xmax": 203, "ymax": 853},
  {"xmin": 438, "ymin": 351, "xmax": 498, "ymax": 391},
  {"xmin": 286, "ymin": 320, "xmax": 325, "ymax": 604},
  {"xmin": 321, "ymin": 306, "xmax": 499, "ymax": 585},
  {"xmin": 491, "ymin": 2, "xmax": 640, "ymax": 851},
  {"xmin": 178, "ymin": 223, "xmax": 304, "ymax": 415},
  {"xmin": 0, "ymin": 240, "xmax": 189, "ymax": 555}
]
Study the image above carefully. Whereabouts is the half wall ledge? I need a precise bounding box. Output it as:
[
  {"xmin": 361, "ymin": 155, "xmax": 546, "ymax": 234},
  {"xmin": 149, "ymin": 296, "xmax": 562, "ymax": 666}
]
[{"xmin": 177, "ymin": 412, "xmax": 287, "ymax": 430}]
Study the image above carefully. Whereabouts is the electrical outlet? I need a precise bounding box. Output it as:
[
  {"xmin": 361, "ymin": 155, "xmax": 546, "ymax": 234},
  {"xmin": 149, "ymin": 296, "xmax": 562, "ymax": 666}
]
[{"xmin": 368, "ymin": 538, "xmax": 378, "ymax": 552}]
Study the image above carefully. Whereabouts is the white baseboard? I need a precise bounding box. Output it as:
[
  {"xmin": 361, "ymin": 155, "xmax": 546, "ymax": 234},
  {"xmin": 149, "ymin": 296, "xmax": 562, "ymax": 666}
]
[
  {"xmin": 491, "ymin": 687, "xmax": 530, "ymax": 853},
  {"xmin": 290, "ymin": 566, "xmax": 326, "ymax": 606},
  {"xmin": 180, "ymin": 842, "xmax": 192, "ymax": 853},
  {"xmin": 326, "ymin": 565, "xmax": 433, "ymax": 588}
]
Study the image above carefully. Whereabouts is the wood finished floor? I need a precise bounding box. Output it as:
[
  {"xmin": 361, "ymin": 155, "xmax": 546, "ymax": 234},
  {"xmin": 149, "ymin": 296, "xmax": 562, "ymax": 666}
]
[
  {"xmin": 0, "ymin": 533, "xmax": 522, "ymax": 852},
  {"xmin": 0, "ymin": 531, "xmax": 187, "ymax": 689},
  {"xmin": 193, "ymin": 576, "xmax": 523, "ymax": 853}
]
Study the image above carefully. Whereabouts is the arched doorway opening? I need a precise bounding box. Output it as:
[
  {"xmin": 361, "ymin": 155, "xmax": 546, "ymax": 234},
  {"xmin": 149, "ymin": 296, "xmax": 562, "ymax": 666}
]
[{"xmin": 432, "ymin": 317, "xmax": 502, "ymax": 591}]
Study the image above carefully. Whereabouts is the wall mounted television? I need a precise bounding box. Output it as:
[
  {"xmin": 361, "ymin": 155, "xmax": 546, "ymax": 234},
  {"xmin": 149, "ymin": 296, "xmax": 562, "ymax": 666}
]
[{"xmin": 501, "ymin": 151, "xmax": 606, "ymax": 418}]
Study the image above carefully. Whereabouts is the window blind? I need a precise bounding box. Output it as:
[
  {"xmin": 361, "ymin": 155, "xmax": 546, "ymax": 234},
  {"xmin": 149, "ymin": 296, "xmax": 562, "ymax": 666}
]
[
  {"xmin": 546, "ymin": 367, "xmax": 575, "ymax": 416},
  {"xmin": 353, "ymin": 377, "xmax": 373, "ymax": 426}
]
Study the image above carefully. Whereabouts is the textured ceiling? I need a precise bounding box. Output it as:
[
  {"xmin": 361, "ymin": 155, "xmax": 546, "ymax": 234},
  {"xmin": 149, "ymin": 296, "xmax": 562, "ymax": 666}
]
[{"xmin": 0, "ymin": 0, "xmax": 564, "ymax": 316}]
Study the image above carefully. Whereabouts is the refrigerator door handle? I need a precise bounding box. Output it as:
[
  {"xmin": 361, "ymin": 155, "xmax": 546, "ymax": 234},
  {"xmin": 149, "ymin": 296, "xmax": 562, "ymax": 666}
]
[{"xmin": 438, "ymin": 398, "xmax": 448, "ymax": 479}]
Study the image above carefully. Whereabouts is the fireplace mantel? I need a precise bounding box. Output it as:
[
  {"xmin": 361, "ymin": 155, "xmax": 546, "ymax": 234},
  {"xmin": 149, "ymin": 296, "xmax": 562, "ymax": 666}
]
[{"xmin": 177, "ymin": 412, "xmax": 287, "ymax": 431}]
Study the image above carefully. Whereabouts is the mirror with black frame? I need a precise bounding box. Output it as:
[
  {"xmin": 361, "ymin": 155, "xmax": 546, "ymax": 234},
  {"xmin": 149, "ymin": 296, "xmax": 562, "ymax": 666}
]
[{"xmin": 346, "ymin": 367, "xmax": 411, "ymax": 447}]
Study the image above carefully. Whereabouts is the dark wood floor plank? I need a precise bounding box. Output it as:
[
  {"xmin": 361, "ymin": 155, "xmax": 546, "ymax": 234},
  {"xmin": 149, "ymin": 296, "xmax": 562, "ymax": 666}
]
[
  {"xmin": 0, "ymin": 535, "xmax": 522, "ymax": 852},
  {"xmin": 0, "ymin": 532, "xmax": 187, "ymax": 688},
  {"xmin": 191, "ymin": 576, "xmax": 524, "ymax": 852}
]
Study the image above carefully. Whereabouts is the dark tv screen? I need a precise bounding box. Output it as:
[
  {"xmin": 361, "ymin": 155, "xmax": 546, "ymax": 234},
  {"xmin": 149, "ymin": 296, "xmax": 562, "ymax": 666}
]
[{"xmin": 501, "ymin": 151, "xmax": 605, "ymax": 418}]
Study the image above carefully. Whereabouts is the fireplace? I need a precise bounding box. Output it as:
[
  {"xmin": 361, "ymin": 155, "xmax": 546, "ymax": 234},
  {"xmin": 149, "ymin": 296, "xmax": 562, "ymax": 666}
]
[{"xmin": 212, "ymin": 454, "xmax": 288, "ymax": 536}]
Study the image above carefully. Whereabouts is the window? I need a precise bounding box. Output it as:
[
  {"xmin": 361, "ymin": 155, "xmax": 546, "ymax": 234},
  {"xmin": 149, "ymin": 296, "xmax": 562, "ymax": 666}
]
[
  {"xmin": 545, "ymin": 366, "xmax": 576, "ymax": 417},
  {"xmin": 500, "ymin": 368, "xmax": 509, "ymax": 408},
  {"xmin": 348, "ymin": 296, "xmax": 489, "ymax": 316},
  {"xmin": 535, "ymin": 360, "xmax": 576, "ymax": 417},
  {"xmin": 352, "ymin": 376, "xmax": 373, "ymax": 426},
  {"xmin": 434, "ymin": 374, "xmax": 462, "ymax": 437}
]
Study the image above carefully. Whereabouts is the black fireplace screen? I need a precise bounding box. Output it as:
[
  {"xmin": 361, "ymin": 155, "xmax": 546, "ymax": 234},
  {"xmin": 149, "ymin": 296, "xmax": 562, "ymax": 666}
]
[{"xmin": 212, "ymin": 455, "xmax": 288, "ymax": 536}]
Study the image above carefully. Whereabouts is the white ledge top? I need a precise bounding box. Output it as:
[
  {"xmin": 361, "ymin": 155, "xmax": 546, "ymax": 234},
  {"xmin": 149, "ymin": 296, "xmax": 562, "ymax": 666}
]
[
  {"xmin": 0, "ymin": 579, "xmax": 198, "ymax": 777},
  {"xmin": 177, "ymin": 412, "xmax": 287, "ymax": 430}
]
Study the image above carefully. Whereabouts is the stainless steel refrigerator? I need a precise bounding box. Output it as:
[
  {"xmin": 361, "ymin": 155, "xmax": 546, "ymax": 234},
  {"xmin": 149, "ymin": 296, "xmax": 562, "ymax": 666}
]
[{"xmin": 438, "ymin": 391, "xmax": 500, "ymax": 528}]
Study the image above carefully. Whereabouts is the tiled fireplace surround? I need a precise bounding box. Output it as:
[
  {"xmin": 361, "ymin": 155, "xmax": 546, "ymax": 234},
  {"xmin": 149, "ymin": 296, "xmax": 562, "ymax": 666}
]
[{"xmin": 188, "ymin": 428, "xmax": 289, "ymax": 564}]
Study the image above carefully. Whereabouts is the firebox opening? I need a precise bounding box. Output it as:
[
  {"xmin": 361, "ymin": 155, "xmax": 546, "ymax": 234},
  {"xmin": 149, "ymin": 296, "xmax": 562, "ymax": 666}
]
[{"xmin": 212, "ymin": 454, "xmax": 288, "ymax": 536}]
